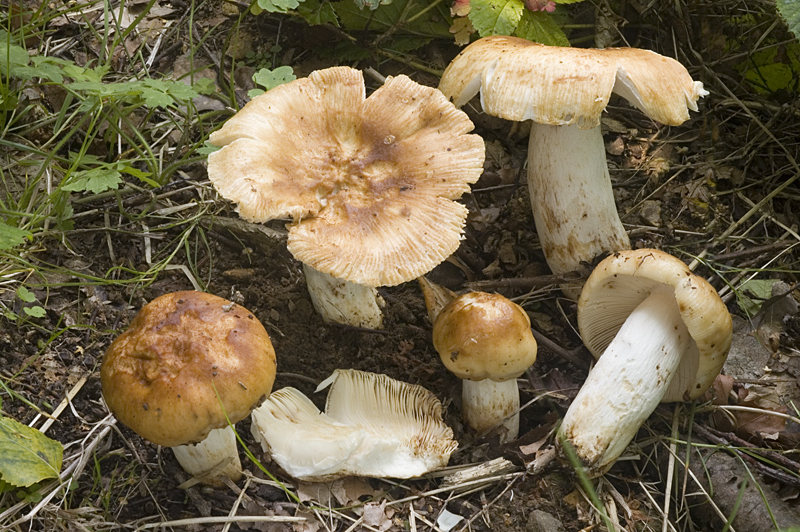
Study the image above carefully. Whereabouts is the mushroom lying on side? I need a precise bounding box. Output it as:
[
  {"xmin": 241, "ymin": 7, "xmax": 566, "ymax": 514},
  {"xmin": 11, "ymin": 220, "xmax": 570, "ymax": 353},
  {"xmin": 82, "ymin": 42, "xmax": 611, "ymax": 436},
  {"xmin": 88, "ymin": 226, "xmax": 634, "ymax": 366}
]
[
  {"xmin": 250, "ymin": 369, "xmax": 457, "ymax": 481},
  {"xmin": 207, "ymin": 66, "xmax": 485, "ymax": 328},
  {"xmin": 432, "ymin": 292, "xmax": 538, "ymax": 443},
  {"xmin": 101, "ymin": 291, "xmax": 277, "ymax": 487},
  {"xmin": 558, "ymin": 249, "xmax": 732, "ymax": 477},
  {"xmin": 439, "ymin": 36, "xmax": 707, "ymax": 297}
]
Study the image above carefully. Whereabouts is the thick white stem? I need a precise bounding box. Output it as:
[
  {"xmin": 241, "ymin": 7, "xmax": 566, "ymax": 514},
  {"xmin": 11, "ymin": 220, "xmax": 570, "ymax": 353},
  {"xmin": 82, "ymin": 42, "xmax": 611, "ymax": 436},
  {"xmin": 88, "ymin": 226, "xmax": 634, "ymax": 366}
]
[
  {"xmin": 172, "ymin": 426, "xmax": 242, "ymax": 487},
  {"xmin": 527, "ymin": 123, "xmax": 630, "ymax": 298},
  {"xmin": 559, "ymin": 286, "xmax": 691, "ymax": 476},
  {"xmin": 303, "ymin": 263, "xmax": 384, "ymax": 329},
  {"xmin": 462, "ymin": 378, "xmax": 520, "ymax": 443}
]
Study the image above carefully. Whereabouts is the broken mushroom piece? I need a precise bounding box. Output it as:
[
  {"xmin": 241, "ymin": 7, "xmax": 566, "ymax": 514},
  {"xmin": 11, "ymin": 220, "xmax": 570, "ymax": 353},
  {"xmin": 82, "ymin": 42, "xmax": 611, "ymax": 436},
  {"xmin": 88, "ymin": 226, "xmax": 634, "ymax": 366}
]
[
  {"xmin": 250, "ymin": 369, "xmax": 457, "ymax": 481},
  {"xmin": 439, "ymin": 36, "xmax": 707, "ymax": 298},
  {"xmin": 101, "ymin": 291, "xmax": 277, "ymax": 487},
  {"xmin": 207, "ymin": 66, "xmax": 485, "ymax": 328},
  {"xmin": 558, "ymin": 249, "xmax": 732, "ymax": 477},
  {"xmin": 432, "ymin": 292, "xmax": 538, "ymax": 443}
]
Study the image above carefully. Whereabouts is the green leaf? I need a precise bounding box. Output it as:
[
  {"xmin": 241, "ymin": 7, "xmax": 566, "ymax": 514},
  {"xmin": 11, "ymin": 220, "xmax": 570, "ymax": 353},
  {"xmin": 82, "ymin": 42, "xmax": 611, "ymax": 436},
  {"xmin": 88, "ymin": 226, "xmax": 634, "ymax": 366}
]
[
  {"xmin": 252, "ymin": 66, "xmax": 297, "ymax": 91},
  {"xmin": 63, "ymin": 168, "xmax": 123, "ymax": 194},
  {"xmin": 0, "ymin": 416, "xmax": 62, "ymax": 488},
  {"xmin": 514, "ymin": 9, "xmax": 569, "ymax": 45},
  {"xmin": 16, "ymin": 287, "xmax": 36, "ymax": 303},
  {"xmin": 0, "ymin": 41, "xmax": 30, "ymax": 71},
  {"xmin": 0, "ymin": 223, "xmax": 32, "ymax": 250},
  {"xmin": 777, "ymin": 0, "xmax": 800, "ymax": 40},
  {"xmin": 298, "ymin": 0, "xmax": 339, "ymax": 25},
  {"xmin": 257, "ymin": 0, "xmax": 301, "ymax": 13},
  {"xmin": 23, "ymin": 306, "xmax": 46, "ymax": 318},
  {"xmin": 198, "ymin": 141, "xmax": 222, "ymax": 156},
  {"xmin": 354, "ymin": 0, "xmax": 388, "ymax": 10},
  {"xmin": 736, "ymin": 279, "xmax": 779, "ymax": 317},
  {"xmin": 334, "ymin": 0, "xmax": 452, "ymax": 37},
  {"xmin": 469, "ymin": 0, "xmax": 524, "ymax": 37}
]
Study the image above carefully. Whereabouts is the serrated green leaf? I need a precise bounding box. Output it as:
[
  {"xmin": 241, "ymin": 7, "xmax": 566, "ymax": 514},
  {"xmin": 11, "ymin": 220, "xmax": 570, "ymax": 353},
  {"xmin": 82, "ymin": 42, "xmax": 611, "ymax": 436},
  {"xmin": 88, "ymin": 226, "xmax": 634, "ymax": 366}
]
[
  {"xmin": 469, "ymin": 0, "xmax": 524, "ymax": 37},
  {"xmin": 736, "ymin": 279, "xmax": 779, "ymax": 317},
  {"xmin": 23, "ymin": 307, "xmax": 45, "ymax": 318},
  {"xmin": 253, "ymin": 66, "xmax": 296, "ymax": 91},
  {"xmin": 514, "ymin": 9, "xmax": 569, "ymax": 45},
  {"xmin": 777, "ymin": 0, "xmax": 800, "ymax": 40},
  {"xmin": 0, "ymin": 223, "xmax": 32, "ymax": 250},
  {"xmin": 192, "ymin": 77, "xmax": 217, "ymax": 95},
  {"xmin": 0, "ymin": 416, "xmax": 62, "ymax": 488},
  {"xmin": 16, "ymin": 287, "xmax": 36, "ymax": 303},
  {"xmin": 257, "ymin": 0, "xmax": 301, "ymax": 13},
  {"xmin": 140, "ymin": 87, "xmax": 174, "ymax": 107},
  {"xmin": 63, "ymin": 168, "xmax": 122, "ymax": 194},
  {"xmin": 298, "ymin": 0, "xmax": 339, "ymax": 25},
  {"xmin": 198, "ymin": 141, "xmax": 223, "ymax": 156}
]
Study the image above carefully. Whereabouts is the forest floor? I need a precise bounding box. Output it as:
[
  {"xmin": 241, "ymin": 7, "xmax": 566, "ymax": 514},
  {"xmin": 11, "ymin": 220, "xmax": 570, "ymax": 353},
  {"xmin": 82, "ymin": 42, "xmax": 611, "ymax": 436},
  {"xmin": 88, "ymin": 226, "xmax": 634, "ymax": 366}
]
[{"xmin": 1, "ymin": 1, "xmax": 799, "ymax": 531}]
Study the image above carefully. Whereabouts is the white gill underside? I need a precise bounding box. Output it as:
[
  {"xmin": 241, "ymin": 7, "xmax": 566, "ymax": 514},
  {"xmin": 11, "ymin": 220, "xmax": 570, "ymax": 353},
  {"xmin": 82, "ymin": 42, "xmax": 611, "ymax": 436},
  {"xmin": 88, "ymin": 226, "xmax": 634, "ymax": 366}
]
[
  {"xmin": 172, "ymin": 425, "xmax": 242, "ymax": 487},
  {"xmin": 527, "ymin": 123, "xmax": 630, "ymax": 298},
  {"xmin": 303, "ymin": 263, "xmax": 385, "ymax": 329},
  {"xmin": 559, "ymin": 286, "xmax": 691, "ymax": 476}
]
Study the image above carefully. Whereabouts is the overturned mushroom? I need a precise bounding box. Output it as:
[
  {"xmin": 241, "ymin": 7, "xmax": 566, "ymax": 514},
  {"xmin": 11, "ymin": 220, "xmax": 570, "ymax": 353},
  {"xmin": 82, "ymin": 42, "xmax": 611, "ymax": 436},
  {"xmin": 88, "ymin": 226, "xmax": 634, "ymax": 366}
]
[
  {"xmin": 439, "ymin": 36, "xmax": 707, "ymax": 297},
  {"xmin": 558, "ymin": 249, "xmax": 732, "ymax": 476},
  {"xmin": 101, "ymin": 291, "xmax": 277, "ymax": 487},
  {"xmin": 251, "ymin": 369, "xmax": 457, "ymax": 481},
  {"xmin": 208, "ymin": 66, "xmax": 485, "ymax": 327}
]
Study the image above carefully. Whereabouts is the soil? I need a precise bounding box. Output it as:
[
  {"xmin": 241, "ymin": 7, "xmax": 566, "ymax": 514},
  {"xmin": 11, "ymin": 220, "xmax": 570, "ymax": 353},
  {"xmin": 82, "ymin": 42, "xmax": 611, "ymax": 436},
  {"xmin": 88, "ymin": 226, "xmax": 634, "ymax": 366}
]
[{"xmin": 2, "ymin": 1, "xmax": 800, "ymax": 531}]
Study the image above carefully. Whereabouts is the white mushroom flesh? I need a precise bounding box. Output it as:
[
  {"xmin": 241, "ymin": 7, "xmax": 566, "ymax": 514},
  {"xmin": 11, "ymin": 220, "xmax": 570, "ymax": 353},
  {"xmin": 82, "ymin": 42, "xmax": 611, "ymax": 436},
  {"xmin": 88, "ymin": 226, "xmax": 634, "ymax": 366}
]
[
  {"xmin": 559, "ymin": 285, "xmax": 691, "ymax": 475},
  {"xmin": 527, "ymin": 123, "xmax": 630, "ymax": 297},
  {"xmin": 462, "ymin": 378, "xmax": 520, "ymax": 442},
  {"xmin": 171, "ymin": 426, "xmax": 243, "ymax": 486}
]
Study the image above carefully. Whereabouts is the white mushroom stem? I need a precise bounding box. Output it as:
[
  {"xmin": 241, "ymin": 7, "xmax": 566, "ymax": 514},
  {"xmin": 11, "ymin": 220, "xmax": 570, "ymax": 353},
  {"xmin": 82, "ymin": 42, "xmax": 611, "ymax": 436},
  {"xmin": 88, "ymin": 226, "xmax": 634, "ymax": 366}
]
[
  {"xmin": 559, "ymin": 285, "xmax": 691, "ymax": 476},
  {"xmin": 171, "ymin": 426, "xmax": 242, "ymax": 486},
  {"xmin": 303, "ymin": 264, "xmax": 384, "ymax": 329},
  {"xmin": 527, "ymin": 123, "xmax": 630, "ymax": 298},
  {"xmin": 462, "ymin": 378, "xmax": 520, "ymax": 443}
]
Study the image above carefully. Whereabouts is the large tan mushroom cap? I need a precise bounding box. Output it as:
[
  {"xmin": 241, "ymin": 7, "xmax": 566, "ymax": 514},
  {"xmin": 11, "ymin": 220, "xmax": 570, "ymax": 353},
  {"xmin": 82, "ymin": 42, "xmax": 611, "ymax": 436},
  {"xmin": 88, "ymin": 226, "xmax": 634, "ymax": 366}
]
[
  {"xmin": 433, "ymin": 292, "xmax": 538, "ymax": 382},
  {"xmin": 577, "ymin": 249, "xmax": 732, "ymax": 401},
  {"xmin": 208, "ymin": 66, "xmax": 485, "ymax": 287},
  {"xmin": 101, "ymin": 291, "xmax": 277, "ymax": 447},
  {"xmin": 438, "ymin": 35, "xmax": 707, "ymax": 129}
]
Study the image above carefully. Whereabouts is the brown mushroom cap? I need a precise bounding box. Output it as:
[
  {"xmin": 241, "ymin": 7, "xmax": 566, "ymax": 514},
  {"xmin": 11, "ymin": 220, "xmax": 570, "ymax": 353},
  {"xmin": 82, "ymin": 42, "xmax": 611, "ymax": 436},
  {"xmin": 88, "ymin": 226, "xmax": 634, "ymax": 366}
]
[
  {"xmin": 577, "ymin": 249, "xmax": 732, "ymax": 401},
  {"xmin": 432, "ymin": 292, "xmax": 538, "ymax": 382},
  {"xmin": 438, "ymin": 35, "xmax": 707, "ymax": 129},
  {"xmin": 101, "ymin": 291, "xmax": 277, "ymax": 447},
  {"xmin": 207, "ymin": 66, "xmax": 485, "ymax": 288}
]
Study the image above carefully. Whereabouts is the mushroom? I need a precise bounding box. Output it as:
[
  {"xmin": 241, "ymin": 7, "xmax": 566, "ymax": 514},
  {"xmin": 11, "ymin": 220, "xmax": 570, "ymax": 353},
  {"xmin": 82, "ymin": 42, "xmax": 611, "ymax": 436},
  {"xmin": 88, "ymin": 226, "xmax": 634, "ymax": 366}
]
[
  {"xmin": 432, "ymin": 291, "xmax": 538, "ymax": 443},
  {"xmin": 101, "ymin": 291, "xmax": 277, "ymax": 487},
  {"xmin": 438, "ymin": 36, "xmax": 707, "ymax": 297},
  {"xmin": 207, "ymin": 66, "xmax": 485, "ymax": 328},
  {"xmin": 250, "ymin": 369, "xmax": 457, "ymax": 481},
  {"xmin": 558, "ymin": 249, "xmax": 732, "ymax": 477}
]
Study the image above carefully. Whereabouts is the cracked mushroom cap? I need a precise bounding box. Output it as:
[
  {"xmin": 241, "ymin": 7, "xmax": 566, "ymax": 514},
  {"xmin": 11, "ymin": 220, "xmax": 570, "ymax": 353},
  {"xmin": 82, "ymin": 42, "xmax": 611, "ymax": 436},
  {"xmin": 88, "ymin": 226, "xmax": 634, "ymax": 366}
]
[
  {"xmin": 101, "ymin": 291, "xmax": 277, "ymax": 447},
  {"xmin": 438, "ymin": 36, "xmax": 708, "ymax": 129},
  {"xmin": 433, "ymin": 292, "xmax": 538, "ymax": 382},
  {"xmin": 578, "ymin": 249, "xmax": 732, "ymax": 401},
  {"xmin": 207, "ymin": 66, "xmax": 485, "ymax": 288}
]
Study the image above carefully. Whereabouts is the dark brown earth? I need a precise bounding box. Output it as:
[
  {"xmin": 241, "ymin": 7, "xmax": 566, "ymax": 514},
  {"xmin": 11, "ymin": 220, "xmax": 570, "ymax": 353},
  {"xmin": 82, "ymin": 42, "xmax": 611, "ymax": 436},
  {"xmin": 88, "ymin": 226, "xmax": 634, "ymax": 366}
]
[{"xmin": 1, "ymin": 1, "xmax": 800, "ymax": 531}]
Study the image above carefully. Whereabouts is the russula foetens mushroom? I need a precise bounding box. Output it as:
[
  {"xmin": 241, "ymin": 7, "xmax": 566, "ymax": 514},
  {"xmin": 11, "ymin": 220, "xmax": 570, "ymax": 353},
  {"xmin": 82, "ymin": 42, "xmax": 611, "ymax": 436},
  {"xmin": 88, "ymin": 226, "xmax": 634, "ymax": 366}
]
[
  {"xmin": 438, "ymin": 36, "xmax": 707, "ymax": 297},
  {"xmin": 207, "ymin": 66, "xmax": 485, "ymax": 328},
  {"xmin": 432, "ymin": 292, "xmax": 538, "ymax": 443},
  {"xmin": 250, "ymin": 369, "xmax": 457, "ymax": 481},
  {"xmin": 558, "ymin": 249, "xmax": 732, "ymax": 477},
  {"xmin": 101, "ymin": 291, "xmax": 277, "ymax": 487}
]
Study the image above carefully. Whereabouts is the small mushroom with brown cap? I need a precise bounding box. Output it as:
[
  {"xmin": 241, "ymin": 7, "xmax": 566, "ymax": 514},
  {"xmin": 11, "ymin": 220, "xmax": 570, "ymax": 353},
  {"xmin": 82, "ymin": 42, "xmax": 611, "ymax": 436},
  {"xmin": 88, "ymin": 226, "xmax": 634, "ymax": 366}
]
[
  {"xmin": 432, "ymin": 292, "xmax": 538, "ymax": 443},
  {"xmin": 101, "ymin": 291, "xmax": 277, "ymax": 487},
  {"xmin": 557, "ymin": 249, "xmax": 732, "ymax": 477},
  {"xmin": 207, "ymin": 66, "xmax": 485, "ymax": 328},
  {"xmin": 438, "ymin": 36, "xmax": 707, "ymax": 297}
]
